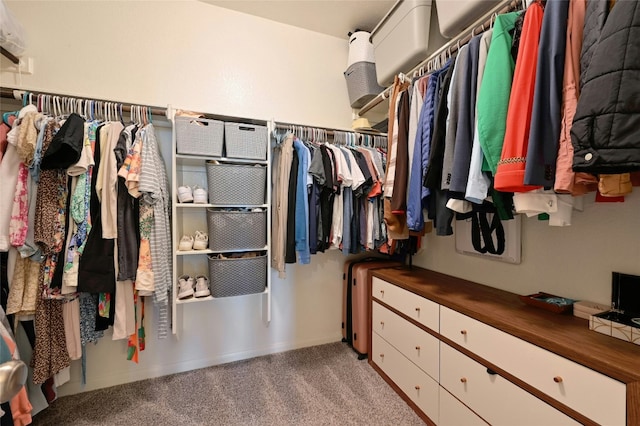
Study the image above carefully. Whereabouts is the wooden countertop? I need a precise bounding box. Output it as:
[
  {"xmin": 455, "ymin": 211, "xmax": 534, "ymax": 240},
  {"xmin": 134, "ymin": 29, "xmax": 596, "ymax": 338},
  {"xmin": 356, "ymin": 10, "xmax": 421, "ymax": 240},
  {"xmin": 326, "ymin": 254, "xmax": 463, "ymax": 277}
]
[{"xmin": 371, "ymin": 266, "xmax": 640, "ymax": 384}]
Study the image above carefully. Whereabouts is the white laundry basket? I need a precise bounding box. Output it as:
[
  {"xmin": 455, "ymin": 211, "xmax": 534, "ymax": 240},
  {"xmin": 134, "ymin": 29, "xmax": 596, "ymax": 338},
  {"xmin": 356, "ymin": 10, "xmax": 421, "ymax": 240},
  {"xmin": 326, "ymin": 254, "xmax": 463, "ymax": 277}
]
[{"xmin": 347, "ymin": 31, "xmax": 376, "ymax": 66}]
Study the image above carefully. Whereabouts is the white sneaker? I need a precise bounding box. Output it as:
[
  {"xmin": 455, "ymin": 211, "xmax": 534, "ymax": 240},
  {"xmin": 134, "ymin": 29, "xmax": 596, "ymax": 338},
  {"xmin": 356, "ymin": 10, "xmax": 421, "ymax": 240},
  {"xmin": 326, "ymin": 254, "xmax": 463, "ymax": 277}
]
[
  {"xmin": 193, "ymin": 185, "xmax": 208, "ymax": 204},
  {"xmin": 178, "ymin": 186, "xmax": 193, "ymax": 203},
  {"xmin": 193, "ymin": 231, "xmax": 208, "ymax": 250},
  {"xmin": 178, "ymin": 235, "xmax": 194, "ymax": 251},
  {"xmin": 194, "ymin": 275, "xmax": 210, "ymax": 298},
  {"xmin": 177, "ymin": 275, "xmax": 195, "ymax": 299}
]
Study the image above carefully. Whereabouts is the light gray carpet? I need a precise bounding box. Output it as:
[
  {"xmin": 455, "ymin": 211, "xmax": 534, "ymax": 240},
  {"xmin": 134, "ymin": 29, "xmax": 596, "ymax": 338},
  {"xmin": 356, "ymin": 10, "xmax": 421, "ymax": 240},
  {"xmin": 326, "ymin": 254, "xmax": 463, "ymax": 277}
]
[{"xmin": 32, "ymin": 342, "xmax": 425, "ymax": 425}]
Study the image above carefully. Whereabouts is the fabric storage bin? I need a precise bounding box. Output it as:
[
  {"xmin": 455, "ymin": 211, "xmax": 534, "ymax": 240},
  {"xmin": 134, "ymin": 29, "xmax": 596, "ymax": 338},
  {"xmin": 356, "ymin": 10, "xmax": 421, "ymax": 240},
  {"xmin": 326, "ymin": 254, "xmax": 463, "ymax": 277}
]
[
  {"xmin": 371, "ymin": 0, "xmax": 433, "ymax": 86},
  {"xmin": 208, "ymin": 254, "xmax": 267, "ymax": 297},
  {"xmin": 175, "ymin": 116, "xmax": 224, "ymax": 157},
  {"xmin": 344, "ymin": 61, "xmax": 385, "ymax": 108},
  {"xmin": 206, "ymin": 209, "xmax": 266, "ymax": 251},
  {"xmin": 206, "ymin": 162, "xmax": 266, "ymax": 205},
  {"xmin": 347, "ymin": 31, "xmax": 376, "ymax": 66},
  {"xmin": 435, "ymin": 0, "xmax": 500, "ymax": 38},
  {"xmin": 224, "ymin": 122, "xmax": 268, "ymax": 160}
]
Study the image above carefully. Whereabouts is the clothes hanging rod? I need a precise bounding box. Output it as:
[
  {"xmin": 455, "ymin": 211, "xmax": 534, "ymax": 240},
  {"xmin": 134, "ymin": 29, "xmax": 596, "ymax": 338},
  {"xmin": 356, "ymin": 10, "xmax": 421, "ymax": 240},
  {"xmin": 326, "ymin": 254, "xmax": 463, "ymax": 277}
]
[
  {"xmin": 0, "ymin": 86, "xmax": 169, "ymax": 117},
  {"xmin": 0, "ymin": 86, "xmax": 271, "ymax": 125},
  {"xmin": 358, "ymin": 0, "xmax": 523, "ymax": 117},
  {"xmin": 0, "ymin": 47, "xmax": 20, "ymax": 65},
  {"xmin": 275, "ymin": 121, "xmax": 386, "ymax": 137}
]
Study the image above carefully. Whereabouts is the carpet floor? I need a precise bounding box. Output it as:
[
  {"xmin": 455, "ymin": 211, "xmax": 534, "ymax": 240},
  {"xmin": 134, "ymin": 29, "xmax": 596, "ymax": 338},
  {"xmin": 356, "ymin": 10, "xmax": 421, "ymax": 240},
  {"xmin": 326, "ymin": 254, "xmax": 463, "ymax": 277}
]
[{"xmin": 31, "ymin": 342, "xmax": 425, "ymax": 425}]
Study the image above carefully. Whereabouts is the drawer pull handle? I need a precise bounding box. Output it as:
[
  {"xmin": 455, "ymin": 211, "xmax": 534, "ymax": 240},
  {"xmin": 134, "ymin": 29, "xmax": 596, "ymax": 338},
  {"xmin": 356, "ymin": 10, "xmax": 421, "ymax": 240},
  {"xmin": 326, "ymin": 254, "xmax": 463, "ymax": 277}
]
[
  {"xmin": 379, "ymin": 354, "xmax": 384, "ymax": 358},
  {"xmin": 415, "ymin": 307, "xmax": 421, "ymax": 312},
  {"xmin": 414, "ymin": 385, "xmax": 421, "ymax": 390},
  {"xmin": 486, "ymin": 368, "xmax": 497, "ymax": 375},
  {"xmin": 380, "ymin": 321, "xmax": 384, "ymax": 327},
  {"xmin": 380, "ymin": 290, "xmax": 384, "ymax": 296},
  {"xmin": 460, "ymin": 330, "xmax": 468, "ymax": 335},
  {"xmin": 460, "ymin": 377, "xmax": 467, "ymax": 383},
  {"xmin": 554, "ymin": 376, "xmax": 563, "ymax": 383},
  {"xmin": 415, "ymin": 346, "xmax": 421, "ymax": 351}
]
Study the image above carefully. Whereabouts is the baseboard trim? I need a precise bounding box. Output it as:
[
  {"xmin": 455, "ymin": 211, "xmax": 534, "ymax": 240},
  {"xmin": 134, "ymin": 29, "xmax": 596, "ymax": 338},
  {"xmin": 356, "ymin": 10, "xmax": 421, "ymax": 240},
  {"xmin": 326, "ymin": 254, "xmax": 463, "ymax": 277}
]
[{"xmin": 58, "ymin": 335, "xmax": 341, "ymax": 396}]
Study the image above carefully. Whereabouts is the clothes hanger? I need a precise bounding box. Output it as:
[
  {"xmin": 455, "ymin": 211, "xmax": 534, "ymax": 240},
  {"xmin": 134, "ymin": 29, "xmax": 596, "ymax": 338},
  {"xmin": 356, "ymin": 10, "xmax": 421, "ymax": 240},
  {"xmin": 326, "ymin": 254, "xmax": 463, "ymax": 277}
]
[
  {"xmin": 118, "ymin": 103, "xmax": 124, "ymax": 124},
  {"xmin": 52, "ymin": 96, "xmax": 58, "ymax": 118}
]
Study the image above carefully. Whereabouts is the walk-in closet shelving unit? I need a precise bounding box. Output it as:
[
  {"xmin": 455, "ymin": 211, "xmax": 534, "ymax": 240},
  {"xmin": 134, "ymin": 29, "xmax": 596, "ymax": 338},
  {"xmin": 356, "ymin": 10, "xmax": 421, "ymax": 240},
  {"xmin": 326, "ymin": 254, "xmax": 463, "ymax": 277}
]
[{"xmin": 170, "ymin": 111, "xmax": 272, "ymax": 334}]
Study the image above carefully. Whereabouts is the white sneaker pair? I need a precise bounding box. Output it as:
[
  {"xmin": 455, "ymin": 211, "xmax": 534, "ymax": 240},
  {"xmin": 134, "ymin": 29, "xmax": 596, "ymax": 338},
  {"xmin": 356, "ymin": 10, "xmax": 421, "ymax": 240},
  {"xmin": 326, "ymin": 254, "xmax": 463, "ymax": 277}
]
[
  {"xmin": 177, "ymin": 275, "xmax": 210, "ymax": 299},
  {"xmin": 178, "ymin": 231, "xmax": 209, "ymax": 251},
  {"xmin": 177, "ymin": 185, "xmax": 208, "ymax": 204}
]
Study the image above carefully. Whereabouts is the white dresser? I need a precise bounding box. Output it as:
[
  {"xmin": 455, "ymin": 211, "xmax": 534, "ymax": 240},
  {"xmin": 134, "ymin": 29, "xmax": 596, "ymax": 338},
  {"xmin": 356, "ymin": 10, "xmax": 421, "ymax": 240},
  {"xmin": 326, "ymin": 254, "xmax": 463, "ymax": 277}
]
[{"xmin": 368, "ymin": 267, "xmax": 640, "ymax": 426}]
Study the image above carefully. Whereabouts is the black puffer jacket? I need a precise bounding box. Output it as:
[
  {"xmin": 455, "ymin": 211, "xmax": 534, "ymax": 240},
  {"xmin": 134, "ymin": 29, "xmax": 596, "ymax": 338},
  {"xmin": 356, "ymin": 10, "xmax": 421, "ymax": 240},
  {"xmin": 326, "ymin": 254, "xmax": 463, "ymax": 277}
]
[
  {"xmin": 579, "ymin": 0, "xmax": 609, "ymax": 90},
  {"xmin": 571, "ymin": 0, "xmax": 640, "ymax": 174}
]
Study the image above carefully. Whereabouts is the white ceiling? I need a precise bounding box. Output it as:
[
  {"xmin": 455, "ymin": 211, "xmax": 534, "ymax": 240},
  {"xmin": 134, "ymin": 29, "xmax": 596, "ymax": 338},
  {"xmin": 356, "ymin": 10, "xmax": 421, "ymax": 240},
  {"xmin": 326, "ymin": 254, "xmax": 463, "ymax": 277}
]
[{"xmin": 201, "ymin": 0, "xmax": 397, "ymax": 39}]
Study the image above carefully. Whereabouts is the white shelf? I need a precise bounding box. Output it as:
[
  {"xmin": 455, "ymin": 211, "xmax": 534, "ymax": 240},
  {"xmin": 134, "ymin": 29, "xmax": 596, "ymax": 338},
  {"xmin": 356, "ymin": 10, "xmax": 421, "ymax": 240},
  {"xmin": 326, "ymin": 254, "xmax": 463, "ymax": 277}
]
[
  {"xmin": 176, "ymin": 246, "xmax": 268, "ymax": 256},
  {"xmin": 171, "ymin": 116, "xmax": 273, "ymax": 335},
  {"xmin": 175, "ymin": 289, "xmax": 269, "ymax": 305}
]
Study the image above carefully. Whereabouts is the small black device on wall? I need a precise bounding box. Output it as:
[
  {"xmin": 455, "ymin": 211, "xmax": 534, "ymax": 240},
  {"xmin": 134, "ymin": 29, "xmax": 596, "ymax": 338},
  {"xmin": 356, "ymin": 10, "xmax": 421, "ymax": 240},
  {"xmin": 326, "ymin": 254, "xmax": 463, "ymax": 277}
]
[{"xmin": 611, "ymin": 272, "xmax": 640, "ymax": 326}]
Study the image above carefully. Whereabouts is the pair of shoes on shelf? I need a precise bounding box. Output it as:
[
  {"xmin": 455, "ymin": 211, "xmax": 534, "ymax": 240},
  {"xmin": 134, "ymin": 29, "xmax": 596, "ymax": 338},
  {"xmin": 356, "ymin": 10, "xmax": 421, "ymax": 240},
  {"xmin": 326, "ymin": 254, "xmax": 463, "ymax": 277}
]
[
  {"xmin": 177, "ymin": 185, "xmax": 208, "ymax": 204},
  {"xmin": 177, "ymin": 275, "xmax": 210, "ymax": 299},
  {"xmin": 178, "ymin": 231, "xmax": 209, "ymax": 251}
]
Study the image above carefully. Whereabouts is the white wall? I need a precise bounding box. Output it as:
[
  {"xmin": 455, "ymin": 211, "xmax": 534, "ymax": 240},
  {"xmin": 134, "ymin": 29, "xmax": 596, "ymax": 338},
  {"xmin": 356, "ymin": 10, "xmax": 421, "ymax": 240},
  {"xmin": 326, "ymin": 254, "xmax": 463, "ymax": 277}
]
[
  {"xmin": 1, "ymin": 0, "xmax": 356, "ymax": 396},
  {"xmin": 1, "ymin": 0, "xmax": 353, "ymax": 130},
  {"xmin": 415, "ymin": 192, "xmax": 640, "ymax": 307}
]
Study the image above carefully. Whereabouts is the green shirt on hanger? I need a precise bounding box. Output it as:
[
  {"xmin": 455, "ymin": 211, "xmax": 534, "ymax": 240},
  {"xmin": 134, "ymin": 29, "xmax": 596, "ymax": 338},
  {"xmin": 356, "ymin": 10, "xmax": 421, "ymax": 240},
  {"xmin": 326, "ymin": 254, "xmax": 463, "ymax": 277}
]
[{"xmin": 476, "ymin": 11, "xmax": 522, "ymax": 175}]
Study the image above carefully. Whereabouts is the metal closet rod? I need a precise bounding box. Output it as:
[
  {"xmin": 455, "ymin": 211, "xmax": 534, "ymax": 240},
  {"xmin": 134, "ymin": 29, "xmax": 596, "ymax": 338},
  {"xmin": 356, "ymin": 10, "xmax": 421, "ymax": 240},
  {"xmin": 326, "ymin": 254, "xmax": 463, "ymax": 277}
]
[
  {"xmin": 358, "ymin": 0, "xmax": 523, "ymax": 117},
  {"xmin": 0, "ymin": 86, "xmax": 168, "ymax": 117},
  {"xmin": 275, "ymin": 121, "xmax": 386, "ymax": 138}
]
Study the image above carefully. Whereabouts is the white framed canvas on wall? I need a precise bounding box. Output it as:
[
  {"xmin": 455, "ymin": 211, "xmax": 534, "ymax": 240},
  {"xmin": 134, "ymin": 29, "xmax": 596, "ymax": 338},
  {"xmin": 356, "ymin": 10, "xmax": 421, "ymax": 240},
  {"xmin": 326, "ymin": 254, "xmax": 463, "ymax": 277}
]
[{"xmin": 455, "ymin": 213, "xmax": 522, "ymax": 264}]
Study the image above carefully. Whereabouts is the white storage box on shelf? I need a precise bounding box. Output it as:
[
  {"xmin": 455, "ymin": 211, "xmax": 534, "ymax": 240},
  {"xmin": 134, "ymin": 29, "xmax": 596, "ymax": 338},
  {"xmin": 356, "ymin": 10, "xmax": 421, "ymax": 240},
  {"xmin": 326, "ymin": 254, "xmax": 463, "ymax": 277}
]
[
  {"xmin": 371, "ymin": 0, "xmax": 433, "ymax": 86},
  {"xmin": 435, "ymin": 0, "xmax": 501, "ymax": 38},
  {"xmin": 347, "ymin": 31, "xmax": 376, "ymax": 66}
]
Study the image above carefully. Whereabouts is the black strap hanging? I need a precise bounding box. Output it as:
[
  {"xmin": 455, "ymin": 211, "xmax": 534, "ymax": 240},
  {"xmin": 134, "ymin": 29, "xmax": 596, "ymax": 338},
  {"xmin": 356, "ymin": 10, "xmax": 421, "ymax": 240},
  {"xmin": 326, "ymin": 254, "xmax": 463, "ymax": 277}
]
[{"xmin": 458, "ymin": 201, "xmax": 506, "ymax": 256}]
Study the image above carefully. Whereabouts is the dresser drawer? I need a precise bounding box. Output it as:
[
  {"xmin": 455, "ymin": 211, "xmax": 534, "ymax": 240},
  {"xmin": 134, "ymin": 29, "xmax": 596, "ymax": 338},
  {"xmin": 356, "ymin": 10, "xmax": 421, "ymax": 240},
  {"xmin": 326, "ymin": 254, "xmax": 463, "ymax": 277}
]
[
  {"xmin": 439, "ymin": 386, "xmax": 488, "ymax": 426},
  {"xmin": 441, "ymin": 306, "xmax": 626, "ymax": 425},
  {"xmin": 440, "ymin": 342, "xmax": 580, "ymax": 426},
  {"xmin": 372, "ymin": 301, "xmax": 439, "ymax": 381},
  {"xmin": 372, "ymin": 331, "xmax": 439, "ymax": 421},
  {"xmin": 372, "ymin": 277, "xmax": 439, "ymax": 331}
]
